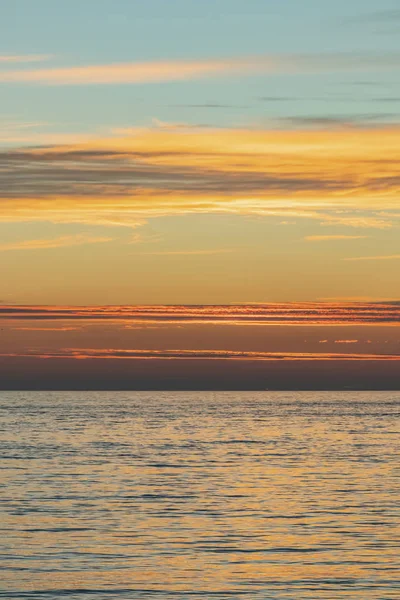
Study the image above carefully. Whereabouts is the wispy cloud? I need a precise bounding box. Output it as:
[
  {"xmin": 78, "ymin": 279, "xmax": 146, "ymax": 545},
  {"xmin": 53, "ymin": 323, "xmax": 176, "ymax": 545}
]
[
  {"xmin": 169, "ymin": 103, "xmax": 248, "ymax": 109},
  {"xmin": 319, "ymin": 216, "xmax": 393, "ymax": 229},
  {"xmin": 318, "ymin": 296, "xmax": 399, "ymax": 302},
  {"xmin": 0, "ymin": 235, "xmax": 113, "ymax": 251},
  {"xmin": 0, "ymin": 131, "xmax": 100, "ymax": 146},
  {"xmin": 1, "ymin": 347, "xmax": 398, "ymax": 361},
  {"xmin": 0, "ymin": 118, "xmax": 102, "ymax": 146},
  {"xmin": 139, "ymin": 249, "xmax": 232, "ymax": 256},
  {"xmin": 127, "ymin": 230, "xmax": 162, "ymax": 245},
  {"xmin": 0, "ymin": 54, "xmax": 52, "ymax": 63},
  {"xmin": 276, "ymin": 114, "xmax": 399, "ymax": 128},
  {"xmin": 0, "ymin": 56, "xmax": 277, "ymax": 85},
  {"xmin": 305, "ymin": 235, "xmax": 368, "ymax": 241},
  {"xmin": 259, "ymin": 96, "xmax": 295, "ymax": 102},
  {"xmin": 13, "ymin": 327, "xmax": 80, "ymax": 331},
  {"xmin": 344, "ymin": 254, "xmax": 400, "ymax": 261},
  {"xmin": 1, "ymin": 53, "xmax": 400, "ymax": 85}
]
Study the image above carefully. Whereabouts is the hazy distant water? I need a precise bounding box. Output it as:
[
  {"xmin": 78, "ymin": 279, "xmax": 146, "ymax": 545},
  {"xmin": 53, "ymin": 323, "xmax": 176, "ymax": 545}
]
[{"xmin": 1, "ymin": 391, "xmax": 399, "ymax": 600}]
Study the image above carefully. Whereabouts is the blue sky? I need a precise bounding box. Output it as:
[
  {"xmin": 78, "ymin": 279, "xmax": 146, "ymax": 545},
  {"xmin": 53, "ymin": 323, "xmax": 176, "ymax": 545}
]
[
  {"xmin": 1, "ymin": 0, "xmax": 400, "ymax": 137},
  {"xmin": 3, "ymin": 0, "xmax": 400, "ymax": 58}
]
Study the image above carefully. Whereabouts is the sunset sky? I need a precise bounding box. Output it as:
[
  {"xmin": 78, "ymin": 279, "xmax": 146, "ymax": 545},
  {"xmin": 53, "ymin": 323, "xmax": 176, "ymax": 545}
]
[{"xmin": 0, "ymin": 0, "xmax": 399, "ymax": 388}]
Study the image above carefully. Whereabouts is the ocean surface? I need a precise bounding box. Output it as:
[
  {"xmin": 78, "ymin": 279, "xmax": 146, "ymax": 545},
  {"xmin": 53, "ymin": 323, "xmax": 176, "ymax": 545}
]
[{"xmin": 1, "ymin": 391, "xmax": 399, "ymax": 600}]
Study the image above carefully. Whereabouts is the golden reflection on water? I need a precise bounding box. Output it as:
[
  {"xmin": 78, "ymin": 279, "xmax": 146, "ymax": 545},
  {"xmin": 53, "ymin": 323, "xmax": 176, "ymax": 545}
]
[{"xmin": 1, "ymin": 391, "xmax": 399, "ymax": 599}]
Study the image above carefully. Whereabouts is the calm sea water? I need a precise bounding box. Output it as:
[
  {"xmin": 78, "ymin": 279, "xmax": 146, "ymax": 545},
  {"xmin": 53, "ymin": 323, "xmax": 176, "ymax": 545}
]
[{"xmin": 1, "ymin": 391, "xmax": 399, "ymax": 599}]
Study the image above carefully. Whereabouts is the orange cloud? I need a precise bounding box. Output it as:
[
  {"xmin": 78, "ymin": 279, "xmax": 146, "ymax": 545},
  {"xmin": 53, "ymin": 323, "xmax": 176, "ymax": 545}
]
[
  {"xmin": 13, "ymin": 327, "xmax": 80, "ymax": 331},
  {"xmin": 318, "ymin": 296, "xmax": 399, "ymax": 302},
  {"xmin": 0, "ymin": 303, "xmax": 398, "ymax": 325},
  {"xmin": 1, "ymin": 348, "xmax": 398, "ymax": 361}
]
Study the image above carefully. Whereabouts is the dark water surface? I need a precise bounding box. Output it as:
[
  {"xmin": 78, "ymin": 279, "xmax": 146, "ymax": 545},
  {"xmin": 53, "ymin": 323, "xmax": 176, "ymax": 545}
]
[{"xmin": 1, "ymin": 391, "xmax": 399, "ymax": 599}]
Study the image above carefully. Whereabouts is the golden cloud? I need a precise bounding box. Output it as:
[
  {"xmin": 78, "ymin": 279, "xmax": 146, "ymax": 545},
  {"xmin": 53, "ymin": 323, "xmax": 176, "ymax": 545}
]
[{"xmin": 0, "ymin": 126, "xmax": 399, "ymax": 228}]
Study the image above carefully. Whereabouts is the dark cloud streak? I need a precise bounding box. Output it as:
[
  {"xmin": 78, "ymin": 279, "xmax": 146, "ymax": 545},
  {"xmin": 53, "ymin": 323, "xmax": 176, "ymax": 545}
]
[
  {"xmin": 345, "ymin": 9, "xmax": 400, "ymax": 25},
  {"xmin": 1, "ymin": 142, "xmax": 399, "ymax": 199},
  {"xmin": 1, "ymin": 303, "xmax": 399, "ymax": 324}
]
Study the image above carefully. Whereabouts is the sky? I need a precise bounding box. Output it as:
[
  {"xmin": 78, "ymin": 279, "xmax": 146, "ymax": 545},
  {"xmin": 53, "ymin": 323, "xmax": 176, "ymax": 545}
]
[{"xmin": 0, "ymin": 0, "xmax": 399, "ymax": 388}]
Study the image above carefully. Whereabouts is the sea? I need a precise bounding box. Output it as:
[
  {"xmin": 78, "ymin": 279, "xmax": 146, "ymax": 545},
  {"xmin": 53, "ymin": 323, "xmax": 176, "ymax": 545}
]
[{"xmin": 1, "ymin": 391, "xmax": 399, "ymax": 599}]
